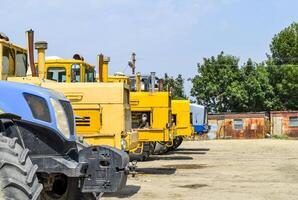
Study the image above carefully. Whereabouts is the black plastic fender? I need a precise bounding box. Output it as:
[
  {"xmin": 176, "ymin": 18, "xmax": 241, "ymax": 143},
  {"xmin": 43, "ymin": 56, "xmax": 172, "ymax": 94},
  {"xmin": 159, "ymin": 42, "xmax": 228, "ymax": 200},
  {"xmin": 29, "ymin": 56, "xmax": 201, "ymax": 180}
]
[{"xmin": 79, "ymin": 145, "xmax": 129, "ymax": 193}]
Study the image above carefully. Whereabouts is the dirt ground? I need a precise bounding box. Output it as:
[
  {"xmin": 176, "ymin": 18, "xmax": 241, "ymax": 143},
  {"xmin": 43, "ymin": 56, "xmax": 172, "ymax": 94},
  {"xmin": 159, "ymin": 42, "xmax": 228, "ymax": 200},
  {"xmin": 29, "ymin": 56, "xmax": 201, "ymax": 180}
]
[{"xmin": 103, "ymin": 139, "xmax": 298, "ymax": 200}]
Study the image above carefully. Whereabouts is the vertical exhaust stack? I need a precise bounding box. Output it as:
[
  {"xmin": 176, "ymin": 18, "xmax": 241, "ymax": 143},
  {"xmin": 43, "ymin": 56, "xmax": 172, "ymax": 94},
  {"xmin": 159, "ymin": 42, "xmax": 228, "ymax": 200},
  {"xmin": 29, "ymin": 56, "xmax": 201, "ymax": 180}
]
[
  {"xmin": 135, "ymin": 72, "xmax": 141, "ymax": 92},
  {"xmin": 150, "ymin": 72, "xmax": 156, "ymax": 93},
  {"xmin": 35, "ymin": 41, "xmax": 48, "ymax": 80},
  {"xmin": 97, "ymin": 54, "xmax": 110, "ymax": 83},
  {"xmin": 26, "ymin": 30, "xmax": 37, "ymax": 76},
  {"xmin": 97, "ymin": 54, "xmax": 104, "ymax": 82},
  {"xmin": 158, "ymin": 79, "xmax": 164, "ymax": 91},
  {"xmin": 103, "ymin": 56, "xmax": 110, "ymax": 83}
]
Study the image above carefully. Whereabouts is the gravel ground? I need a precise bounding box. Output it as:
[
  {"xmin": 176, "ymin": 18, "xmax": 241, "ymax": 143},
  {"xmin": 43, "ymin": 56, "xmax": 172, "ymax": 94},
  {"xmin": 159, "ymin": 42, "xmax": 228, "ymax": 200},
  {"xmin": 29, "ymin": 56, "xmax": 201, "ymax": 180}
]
[{"xmin": 103, "ymin": 139, "xmax": 298, "ymax": 200}]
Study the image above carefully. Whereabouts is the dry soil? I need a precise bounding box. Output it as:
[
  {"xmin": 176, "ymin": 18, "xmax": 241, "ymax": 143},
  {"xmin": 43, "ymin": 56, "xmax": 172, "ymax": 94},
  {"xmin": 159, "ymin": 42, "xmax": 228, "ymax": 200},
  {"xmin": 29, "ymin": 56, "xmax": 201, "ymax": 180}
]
[{"xmin": 103, "ymin": 139, "xmax": 298, "ymax": 200}]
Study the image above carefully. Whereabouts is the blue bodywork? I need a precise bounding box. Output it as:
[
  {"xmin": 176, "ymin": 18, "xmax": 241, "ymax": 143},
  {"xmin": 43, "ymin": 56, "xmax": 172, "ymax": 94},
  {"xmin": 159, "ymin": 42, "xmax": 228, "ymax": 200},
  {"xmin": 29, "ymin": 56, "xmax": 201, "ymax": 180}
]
[
  {"xmin": 190, "ymin": 104, "xmax": 208, "ymax": 134},
  {"xmin": 0, "ymin": 81, "xmax": 76, "ymax": 141}
]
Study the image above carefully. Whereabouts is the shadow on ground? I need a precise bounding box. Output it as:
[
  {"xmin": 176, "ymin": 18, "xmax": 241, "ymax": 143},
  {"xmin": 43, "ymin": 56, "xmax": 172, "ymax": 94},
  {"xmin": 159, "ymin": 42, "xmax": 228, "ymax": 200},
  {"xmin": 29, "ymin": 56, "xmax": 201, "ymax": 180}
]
[
  {"xmin": 136, "ymin": 167, "xmax": 176, "ymax": 175},
  {"xmin": 176, "ymin": 148, "xmax": 210, "ymax": 152},
  {"xmin": 103, "ymin": 185, "xmax": 141, "ymax": 198},
  {"xmin": 163, "ymin": 164, "xmax": 208, "ymax": 169},
  {"xmin": 149, "ymin": 155, "xmax": 193, "ymax": 161},
  {"xmin": 165, "ymin": 151, "xmax": 207, "ymax": 155}
]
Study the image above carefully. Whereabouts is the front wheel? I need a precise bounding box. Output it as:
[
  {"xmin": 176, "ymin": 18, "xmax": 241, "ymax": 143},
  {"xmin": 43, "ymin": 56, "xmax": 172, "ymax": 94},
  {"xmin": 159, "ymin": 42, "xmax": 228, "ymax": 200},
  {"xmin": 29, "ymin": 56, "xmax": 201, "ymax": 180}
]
[
  {"xmin": 0, "ymin": 135, "xmax": 43, "ymax": 200},
  {"xmin": 168, "ymin": 136, "xmax": 183, "ymax": 151}
]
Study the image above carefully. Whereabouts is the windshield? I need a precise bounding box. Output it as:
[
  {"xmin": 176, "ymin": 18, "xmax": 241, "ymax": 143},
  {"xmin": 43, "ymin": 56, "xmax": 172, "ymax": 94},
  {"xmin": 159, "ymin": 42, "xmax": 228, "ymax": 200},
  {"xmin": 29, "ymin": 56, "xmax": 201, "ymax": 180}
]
[
  {"xmin": 47, "ymin": 67, "xmax": 66, "ymax": 82},
  {"xmin": 71, "ymin": 64, "xmax": 80, "ymax": 82}
]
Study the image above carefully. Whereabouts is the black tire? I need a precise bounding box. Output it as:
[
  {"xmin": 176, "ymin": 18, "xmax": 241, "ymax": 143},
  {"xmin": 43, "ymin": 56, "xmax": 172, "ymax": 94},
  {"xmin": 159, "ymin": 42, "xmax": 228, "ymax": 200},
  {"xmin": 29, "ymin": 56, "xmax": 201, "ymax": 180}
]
[
  {"xmin": 0, "ymin": 134, "xmax": 43, "ymax": 200},
  {"xmin": 41, "ymin": 177, "xmax": 95, "ymax": 200},
  {"xmin": 169, "ymin": 136, "xmax": 183, "ymax": 151}
]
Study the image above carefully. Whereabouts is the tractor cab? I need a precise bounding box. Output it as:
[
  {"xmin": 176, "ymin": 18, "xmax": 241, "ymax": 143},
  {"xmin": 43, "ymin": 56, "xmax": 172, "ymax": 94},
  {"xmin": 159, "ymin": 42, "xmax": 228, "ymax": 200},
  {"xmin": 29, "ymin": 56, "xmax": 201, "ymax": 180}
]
[
  {"xmin": 43, "ymin": 56, "xmax": 95, "ymax": 83},
  {"xmin": 0, "ymin": 37, "xmax": 28, "ymax": 80}
]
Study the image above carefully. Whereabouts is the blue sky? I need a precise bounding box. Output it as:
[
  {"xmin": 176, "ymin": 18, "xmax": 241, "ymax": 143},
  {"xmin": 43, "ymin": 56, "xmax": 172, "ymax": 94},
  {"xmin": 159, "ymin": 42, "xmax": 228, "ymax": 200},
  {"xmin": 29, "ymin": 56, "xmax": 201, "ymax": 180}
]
[{"xmin": 1, "ymin": 0, "xmax": 298, "ymax": 95}]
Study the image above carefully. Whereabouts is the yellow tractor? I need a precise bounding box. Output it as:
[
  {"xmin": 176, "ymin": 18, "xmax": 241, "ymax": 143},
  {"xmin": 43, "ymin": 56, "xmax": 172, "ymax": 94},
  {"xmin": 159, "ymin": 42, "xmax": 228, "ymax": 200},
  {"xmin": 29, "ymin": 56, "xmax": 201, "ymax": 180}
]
[
  {"xmin": 107, "ymin": 54, "xmax": 193, "ymax": 159},
  {"xmin": 1, "ymin": 30, "xmax": 139, "ymax": 153}
]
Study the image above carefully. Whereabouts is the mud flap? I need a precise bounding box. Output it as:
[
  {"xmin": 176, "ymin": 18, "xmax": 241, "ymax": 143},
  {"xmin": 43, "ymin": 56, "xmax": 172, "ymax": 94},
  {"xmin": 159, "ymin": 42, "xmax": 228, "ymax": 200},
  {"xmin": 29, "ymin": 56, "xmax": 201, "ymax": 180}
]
[{"xmin": 79, "ymin": 145, "xmax": 129, "ymax": 193}]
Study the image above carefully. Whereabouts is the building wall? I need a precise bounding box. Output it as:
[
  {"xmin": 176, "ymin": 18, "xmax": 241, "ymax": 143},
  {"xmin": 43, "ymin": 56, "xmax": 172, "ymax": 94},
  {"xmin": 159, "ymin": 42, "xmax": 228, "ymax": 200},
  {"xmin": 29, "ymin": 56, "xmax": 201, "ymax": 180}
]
[
  {"xmin": 271, "ymin": 111, "xmax": 298, "ymax": 137},
  {"xmin": 208, "ymin": 113, "xmax": 268, "ymax": 139}
]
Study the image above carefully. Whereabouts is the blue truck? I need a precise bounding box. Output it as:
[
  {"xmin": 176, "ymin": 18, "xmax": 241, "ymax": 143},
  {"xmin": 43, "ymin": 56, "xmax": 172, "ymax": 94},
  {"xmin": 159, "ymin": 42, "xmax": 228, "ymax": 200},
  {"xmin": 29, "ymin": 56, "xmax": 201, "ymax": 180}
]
[{"xmin": 0, "ymin": 81, "xmax": 129, "ymax": 200}]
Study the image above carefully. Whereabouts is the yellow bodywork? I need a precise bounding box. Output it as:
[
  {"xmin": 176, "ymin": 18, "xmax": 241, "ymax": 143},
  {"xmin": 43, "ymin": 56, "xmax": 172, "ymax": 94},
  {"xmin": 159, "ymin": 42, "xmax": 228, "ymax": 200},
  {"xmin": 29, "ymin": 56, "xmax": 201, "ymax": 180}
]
[
  {"xmin": 42, "ymin": 82, "xmax": 137, "ymax": 150},
  {"xmin": 130, "ymin": 91, "xmax": 174, "ymax": 142},
  {"xmin": 107, "ymin": 75, "xmax": 175, "ymax": 144},
  {"xmin": 0, "ymin": 40, "xmax": 138, "ymax": 151},
  {"xmin": 171, "ymin": 100, "xmax": 192, "ymax": 137}
]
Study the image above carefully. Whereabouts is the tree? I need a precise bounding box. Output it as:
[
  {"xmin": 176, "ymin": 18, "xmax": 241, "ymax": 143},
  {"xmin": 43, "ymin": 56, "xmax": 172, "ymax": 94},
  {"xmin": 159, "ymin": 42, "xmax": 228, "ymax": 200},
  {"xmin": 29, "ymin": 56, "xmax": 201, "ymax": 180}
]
[
  {"xmin": 270, "ymin": 22, "xmax": 298, "ymax": 65},
  {"xmin": 191, "ymin": 52, "xmax": 276, "ymax": 112},
  {"xmin": 240, "ymin": 60, "xmax": 274, "ymax": 111},
  {"xmin": 191, "ymin": 52, "xmax": 243, "ymax": 112},
  {"xmin": 267, "ymin": 22, "xmax": 298, "ymax": 110},
  {"xmin": 163, "ymin": 73, "xmax": 187, "ymax": 100},
  {"xmin": 267, "ymin": 64, "xmax": 298, "ymax": 110}
]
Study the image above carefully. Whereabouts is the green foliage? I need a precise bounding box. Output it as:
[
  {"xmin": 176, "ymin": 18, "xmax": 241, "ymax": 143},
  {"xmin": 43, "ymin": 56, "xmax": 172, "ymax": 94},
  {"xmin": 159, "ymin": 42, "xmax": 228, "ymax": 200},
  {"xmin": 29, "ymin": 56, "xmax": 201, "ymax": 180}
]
[
  {"xmin": 163, "ymin": 73, "xmax": 187, "ymax": 100},
  {"xmin": 267, "ymin": 65, "xmax": 298, "ymax": 110},
  {"xmin": 270, "ymin": 22, "xmax": 298, "ymax": 65},
  {"xmin": 191, "ymin": 22, "xmax": 298, "ymax": 112},
  {"xmin": 191, "ymin": 52, "xmax": 242, "ymax": 112},
  {"xmin": 191, "ymin": 53, "xmax": 275, "ymax": 112}
]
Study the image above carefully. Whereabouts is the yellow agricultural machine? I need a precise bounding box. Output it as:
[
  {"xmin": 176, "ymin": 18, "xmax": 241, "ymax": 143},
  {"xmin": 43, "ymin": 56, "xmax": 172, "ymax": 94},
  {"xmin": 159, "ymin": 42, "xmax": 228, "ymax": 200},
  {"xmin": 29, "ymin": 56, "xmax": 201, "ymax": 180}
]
[
  {"xmin": 106, "ymin": 54, "xmax": 193, "ymax": 160},
  {"xmin": 1, "ymin": 30, "xmax": 139, "ymax": 153},
  {"xmin": 41, "ymin": 57, "xmax": 138, "ymax": 152}
]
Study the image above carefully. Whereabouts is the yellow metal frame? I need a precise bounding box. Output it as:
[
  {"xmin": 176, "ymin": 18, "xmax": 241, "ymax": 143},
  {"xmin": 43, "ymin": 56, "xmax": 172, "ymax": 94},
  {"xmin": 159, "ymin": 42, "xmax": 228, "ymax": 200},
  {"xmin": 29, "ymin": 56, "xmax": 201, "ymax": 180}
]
[
  {"xmin": 171, "ymin": 100, "xmax": 192, "ymax": 137},
  {"xmin": 129, "ymin": 91, "xmax": 174, "ymax": 142}
]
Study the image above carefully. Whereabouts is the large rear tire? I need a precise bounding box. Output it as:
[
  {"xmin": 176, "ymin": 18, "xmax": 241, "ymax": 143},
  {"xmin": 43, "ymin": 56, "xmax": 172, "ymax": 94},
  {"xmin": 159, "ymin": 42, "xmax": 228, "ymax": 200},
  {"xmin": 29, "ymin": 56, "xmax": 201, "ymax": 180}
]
[{"xmin": 0, "ymin": 134, "xmax": 43, "ymax": 200}]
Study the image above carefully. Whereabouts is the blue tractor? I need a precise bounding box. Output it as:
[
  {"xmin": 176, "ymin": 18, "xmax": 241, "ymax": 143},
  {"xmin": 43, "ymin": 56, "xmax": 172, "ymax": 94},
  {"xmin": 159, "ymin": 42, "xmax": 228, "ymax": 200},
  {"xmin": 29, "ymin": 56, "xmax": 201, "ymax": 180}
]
[
  {"xmin": 190, "ymin": 104, "xmax": 209, "ymax": 135},
  {"xmin": 0, "ymin": 81, "xmax": 129, "ymax": 200}
]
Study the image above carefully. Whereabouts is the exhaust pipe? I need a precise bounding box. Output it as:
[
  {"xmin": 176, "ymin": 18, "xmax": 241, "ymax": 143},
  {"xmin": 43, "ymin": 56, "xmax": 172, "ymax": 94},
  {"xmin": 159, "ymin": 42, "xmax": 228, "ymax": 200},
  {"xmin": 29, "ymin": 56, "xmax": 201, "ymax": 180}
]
[
  {"xmin": 150, "ymin": 72, "xmax": 156, "ymax": 93},
  {"xmin": 35, "ymin": 41, "xmax": 48, "ymax": 80},
  {"xmin": 26, "ymin": 30, "xmax": 37, "ymax": 77},
  {"xmin": 135, "ymin": 72, "xmax": 141, "ymax": 92},
  {"xmin": 97, "ymin": 54, "xmax": 104, "ymax": 82},
  {"xmin": 97, "ymin": 54, "xmax": 110, "ymax": 83},
  {"xmin": 158, "ymin": 79, "xmax": 164, "ymax": 91}
]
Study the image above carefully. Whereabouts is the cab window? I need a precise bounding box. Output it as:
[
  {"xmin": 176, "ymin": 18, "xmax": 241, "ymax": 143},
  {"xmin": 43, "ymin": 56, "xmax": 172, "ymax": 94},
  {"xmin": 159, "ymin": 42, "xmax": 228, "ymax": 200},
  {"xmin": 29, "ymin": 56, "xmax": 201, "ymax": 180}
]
[
  {"xmin": 47, "ymin": 67, "xmax": 66, "ymax": 82},
  {"xmin": 2, "ymin": 46, "xmax": 9, "ymax": 78},
  {"xmin": 85, "ymin": 68, "xmax": 95, "ymax": 82},
  {"xmin": 15, "ymin": 51, "xmax": 27, "ymax": 76},
  {"xmin": 71, "ymin": 64, "xmax": 80, "ymax": 82}
]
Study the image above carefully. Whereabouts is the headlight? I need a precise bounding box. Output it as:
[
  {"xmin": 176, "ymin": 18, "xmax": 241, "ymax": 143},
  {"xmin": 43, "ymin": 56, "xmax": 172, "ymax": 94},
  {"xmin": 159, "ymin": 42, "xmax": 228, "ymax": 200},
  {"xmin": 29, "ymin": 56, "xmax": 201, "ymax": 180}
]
[
  {"xmin": 121, "ymin": 138, "xmax": 127, "ymax": 150},
  {"xmin": 50, "ymin": 98, "xmax": 70, "ymax": 138}
]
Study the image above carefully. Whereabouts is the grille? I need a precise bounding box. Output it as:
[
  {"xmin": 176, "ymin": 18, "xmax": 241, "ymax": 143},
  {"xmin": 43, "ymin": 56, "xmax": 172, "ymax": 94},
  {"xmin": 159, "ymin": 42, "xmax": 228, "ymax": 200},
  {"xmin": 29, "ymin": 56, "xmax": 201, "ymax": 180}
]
[
  {"xmin": 59, "ymin": 100, "xmax": 75, "ymax": 135},
  {"xmin": 75, "ymin": 117, "xmax": 91, "ymax": 127}
]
